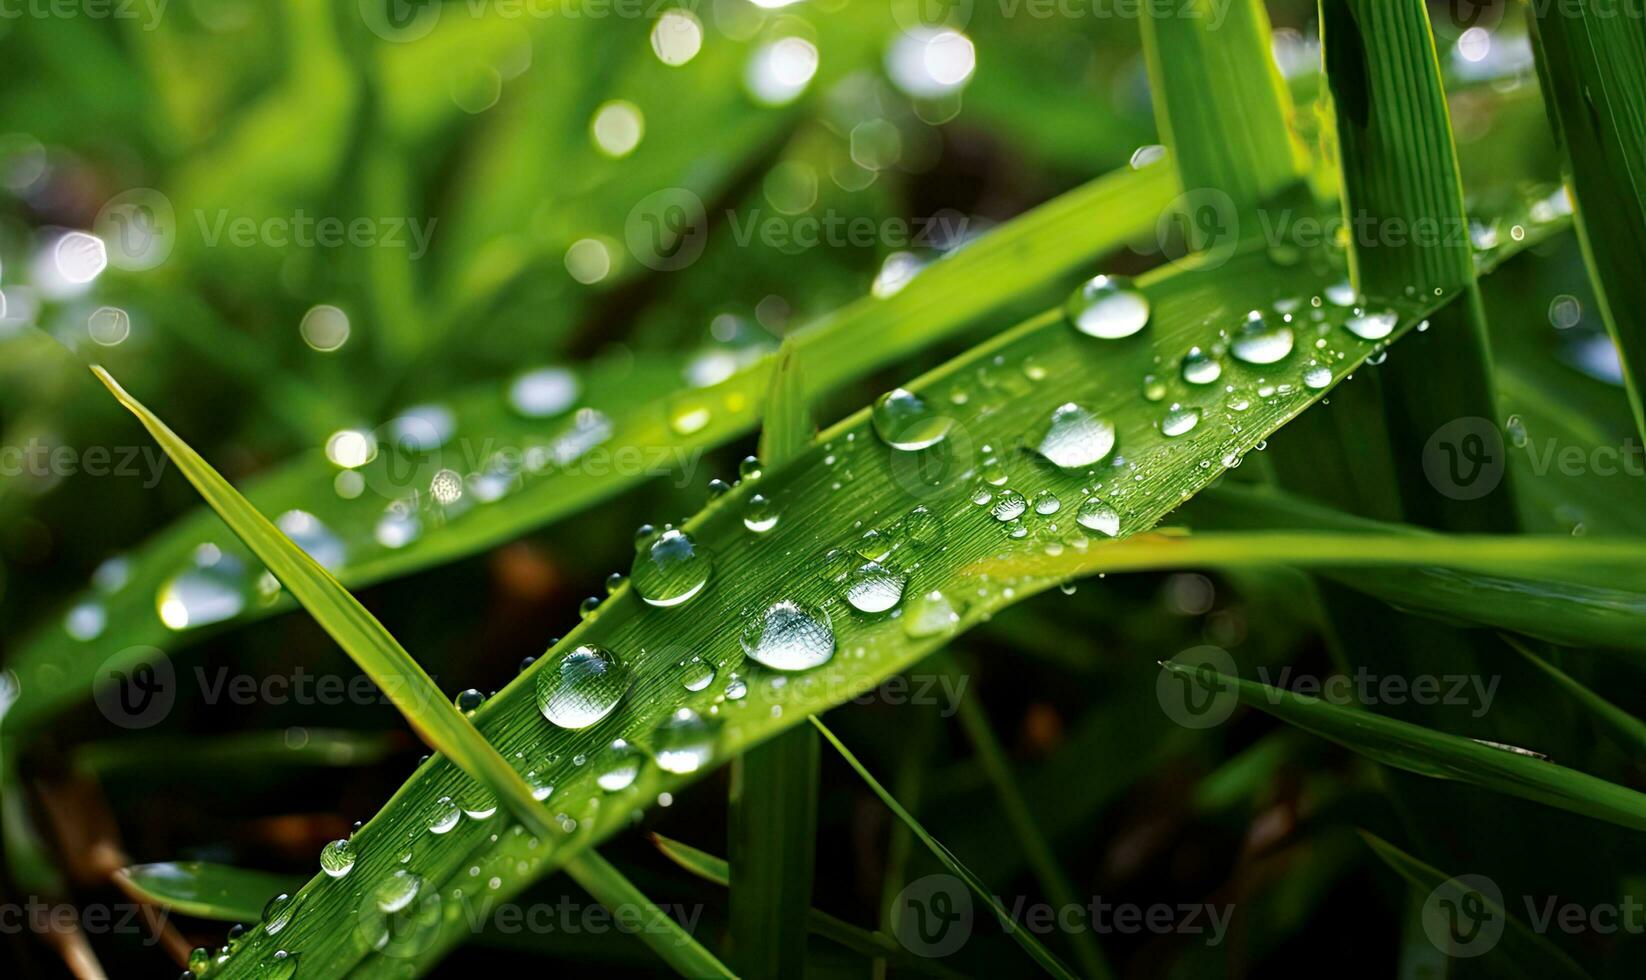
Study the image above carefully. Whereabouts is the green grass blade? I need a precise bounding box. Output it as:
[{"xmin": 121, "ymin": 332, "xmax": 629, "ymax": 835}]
[
  {"xmin": 1506, "ymin": 636, "xmax": 1646, "ymax": 759},
  {"xmin": 650, "ymin": 833, "xmax": 957, "ymax": 976},
  {"xmin": 115, "ymin": 863, "xmax": 302, "ymax": 922},
  {"xmin": 944, "ymin": 654, "xmax": 1112, "ymax": 980},
  {"xmin": 1528, "ymin": 1, "xmax": 1646, "ymax": 445},
  {"xmin": 1361, "ymin": 833, "xmax": 1593, "ymax": 979},
  {"xmin": 74, "ymin": 730, "xmax": 398, "ymax": 778},
  {"xmin": 563, "ymin": 851, "xmax": 735, "ymax": 979},
  {"xmin": 197, "ymin": 195, "xmax": 1559, "ymax": 978},
  {"xmin": 730, "ymin": 334, "xmax": 821, "ymax": 978},
  {"xmin": 89, "ymin": 366, "xmax": 557, "ymax": 844},
  {"xmin": 1160, "ymin": 660, "xmax": 1646, "ymax": 832},
  {"xmin": 1140, "ymin": 0, "xmax": 1305, "ymax": 205},
  {"xmin": 5, "ymin": 162, "xmax": 1177, "ymax": 740},
  {"xmin": 810, "ymin": 718, "xmax": 1079, "ymax": 980}
]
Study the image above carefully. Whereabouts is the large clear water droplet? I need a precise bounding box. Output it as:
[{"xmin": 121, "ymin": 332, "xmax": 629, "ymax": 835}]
[
  {"xmin": 1029, "ymin": 402, "xmax": 1116, "ymax": 469},
  {"xmin": 740, "ymin": 601, "xmax": 835, "ymax": 671},
  {"xmin": 1180, "ymin": 347, "xmax": 1222, "ymax": 385},
  {"xmin": 373, "ymin": 870, "xmax": 423, "ymax": 913},
  {"xmin": 743, "ymin": 494, "xmax": 779, "ymax": 533},
  {"xmin": 845, "ymin": 562, "xmax": 908, "ymax": 613},
  {"xmin": 596, "ymin": 739, "xmax": 644, "ymax": 791},
  {"xmin": 1303, "ymin": 364, "xmax": 1332, "ymax": 390},
  {"xmin": 1065, "ymin": 274, "xmax": 1150, "ymax": 338},
  {"xmin": 1344, "ymin": 309, "xmax": 1398, "ymax": 340},
  {"xmin": 652, "ymin": 708, "xmax": 717, "ymax": 774},
  {"xmin": 1161, "ymin": 404, "xmax": 1201, "ymax": 437},
  {"xmin": 872, "ymin": 388, "xmax": 954, "ymax": 450},
  {"xmin": 536, "ymin": 645, "xmax": 629, "ymax": 729},
  {"xmin": 319, "ymin": 839, "xmax": 355, "ymax": 878},
  {"xmin": 990, "ymin": 489, "xmax": 1027, "ymax": 521},
  {"xmin": 427, "ymin": 796, "xmax": 460, "ymax": 834},
  {"xmin": 676, "ymin": 657, "xmax": 716, "ymax": 693},
  {"xmin": 262, "ymin": 892, "xmax": 295, "ymax": 935},
  {"xmin": 1076, "ymin": 497, "xmax": 1121, "ymax": 537},
  {"xmin": 1230, "ymin": 310, "xmax": 1294, "ymax": 365},
  {"xmin": 631, "ymin": 528, "xmax": 713, "ymax": 607}
]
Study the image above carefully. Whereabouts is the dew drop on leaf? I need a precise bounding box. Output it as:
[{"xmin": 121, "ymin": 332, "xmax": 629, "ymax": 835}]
[
  {"xmin": 536, "ymin": 645, "xmax": 629, "ymax": 729},
  {"xmin": 1065, "ymin": 274, "xmax": 1150, "ymax": 338}
]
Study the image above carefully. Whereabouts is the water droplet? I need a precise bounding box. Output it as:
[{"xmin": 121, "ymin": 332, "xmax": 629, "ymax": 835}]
[
  {"xmin": 64, "ymin": 600, "xmax": 106, "ymax": 641},
  {"xmin": 1344, "ymin": 309, "xmax": 1398, "ymax": 340},
  {"xmin": 455, "ymin": 689, "xmax": 485, "ymax": 715},
  {"xmin": 1029, "ymin": 402, "xmax": 1117, "ymax": 469},
  {"xmin": 871, "ymin": 388, "xmax": 954, "ymax": 451},
  {"xmin": 375, "ymin": 504, "xmax": 422, "ymax": 550},
  {"xmin": 157, "ymin": 546, "xmax": 249, "ymax": 631},
  {"xmin": 677, "ymin": 657, "xmax": 716, "ymax": 693},
  {"xmin": 427, "ymin": 796, "xmax": 460, "ymax": 834},
  {"xmin": 1230, "ymin": 310, "xmax": 1294, "ymax": 365},
  {"xmin": 459, "ymin": 784, "xmax": 497, "ymax": 819},
  {"xmin": 1065, "ymin": 274, "xmax": 1150, "ymax": 338},
  {"xmin": 743, "ymin": 494, "xmax": 779, "ymax": 533},
  {"xmin": 1506, "ymin": 414, "xmax": 1528, "ymax": 448},
  {"xmin": 373, "ymin": 870, "xmax": 423, "ymax": 913},
  {"xmin": 1325, "ymin": 280, "xmax": 1357, "ymax": 306},
  {"xmin": 724, "ymin": 676, "xmax": 748, "ymax": 700},
  {"xmin": 652, "ymin": 708, "xmax": 717, "ymax": 774},
  {"xmin": 388, "ymin": 404, "xmax": 455, "ymax": 453},
  {"xmin": 1161, "ymin": 404, "xmax": 1201, "ymax": 437},
  {"xmin": 276, "ymin": 510, "xmax": 345, "ymax": 571},
  {"xmin": 1304, "ymin": 364, "xmax": 1332, "ymax": 390},
  {"xmin": 990, "ymin": 489, "xmax": 1027, "ymax": 521},
  {"xmin": 1180, "ymin": 347, "xmax": 1222, "ymax": 385},
  {"xmin": 1142, "ymin": 375, "xmax": 1167, "ymax": 401},
  {"xmin": 1031, "ymin": 490, "xmax": 1061, "ymax": 515},
  {"xmin": 631, "ymin": 528, "xmax": 713, "ymax": 607},
  {"xmin": 855, "ymin": 528, "xmax": 893, "ymax": 562},
  {"xmin": 508, "ymin": 367, "xmax": 579, "ymax": 418},
  {"xmin": 1076, "ymin": 497, "xmax": 1121, "ymax": 537},
  {"xmin": 536, "ymin": 645, "xmax": 629, "ymax": 729},
  {"xmin": 740, "ymin": 601, "xmax": 835, "ymax": 671},
  {"xmin": 845, "ymin": 562, "xmax": 908, "ymax": 613},
  {"xmin": 902, "ymin": 590, "xmax": 962, "ymax": 638},
  {"xmin": 707, "ymin": 478, "xmax": 732, "ymax": 499},
  {"xmin": 738, "ymin": 456, "xmax": 763, "ymax": 481},
  {"xmin": 262, "ymin": 893, "xmax": 295, "ymax": 935},
  {"xmin": 900, "ymin": 506, "xmax": 942, "ymax": 548},
  {"xmin": 596, "ymin": 739, "xmax": 644, "ymax": 791},
  {"xmin": 319, "ymin": 839, "xmax": 355, "ymax": 878}
]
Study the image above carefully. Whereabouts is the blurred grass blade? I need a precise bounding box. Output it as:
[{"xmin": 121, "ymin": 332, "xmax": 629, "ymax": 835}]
[
  {"xmin": 1140, "ymin": 0, "xmax": 1305, "ymax": 206},
  {"xmin": 89, "ymin": 366, "xmax": 556, "ymax": 842},
  {"xmin": 811, "ymin": 718, "xmax": 1079, "ymax": 980},
  {"xmin": 650, "ymin": 833, "xmax": 956, "ymax": 976},
  {"xmin": 115, "ymin": 863, "xmax": 302, "ymax": 922},
  {"xmin": 1506, "ymin": 636, "xmax": 1646, "ymax": 759},
  {"xmin": 1528, "ymin": 2, "xmax": 1646, "ymax": 445},
  {"xmin": 1182, "ymin": 483, "xmax": 1646, "ymax": 651},
  {"xmin": 732, "ymin": 334, "xmax": 819, "ymax": 979},
  {"xmin": 1159, "ymin": 660, "xmax": 1646, "ymax": 831},
  {"xmin": 1361, "ymin": 834, "xmax": 1592, "ymax": 979},
  {"xmin": 944, "ymin": 654, "xmax": 1111, "ymax": 980},
  {"xmin": 74, "ymin": 730, "xmax": 399, "ymax": 778},
  {"xmin": 564, "ymin": 851, "xmax": 735, "ymax": 979}
]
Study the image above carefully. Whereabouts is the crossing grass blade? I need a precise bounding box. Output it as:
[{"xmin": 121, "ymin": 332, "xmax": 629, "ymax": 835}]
[
  {"xmin": 810, "ymin": 718, "xmax": 1079, "ymax": 980},
  {"xmin": 730, "ymin": 335, "xmax": 821, "ymax": 978},
  {"xmin": 114, "ymin": 863, "xmax": 302, "ymax": 923},
  {"xmin": 1505, "ymin": 636, "xmax": 1646, "ymax": 759},
  {"xmin": 88, "ymin": 366, "xmax": 557, "ymax": 844},
  {"xmin": 1159, "ymin": 660, "xmax": 1646, "ymax": 832},
  {"xmin": 649, "ymin": 833, "xmax": 961, "ymax": 977},
  {"xmin": 1139, "ymin": 0, "xmax": 1305, "ymax": 206},
  {"xmin": 1528, "ymin": 0, "xmax": 1646, "ymax": 446},
  {"xmin": 1361, "ymin": 833, "xmax": 1593, "ymax": 979},
  {"xmin": 563, "ymin": 851, "xmax": 735, "ymax": 979},
  {"xmin": 943, "ymin": 653, "xmax": 1112, "ymax": 980}
]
